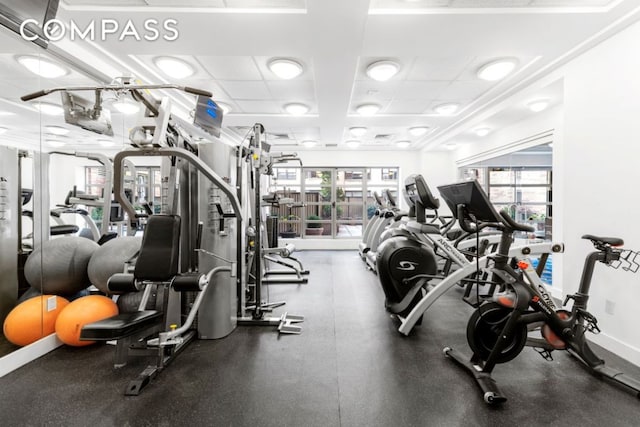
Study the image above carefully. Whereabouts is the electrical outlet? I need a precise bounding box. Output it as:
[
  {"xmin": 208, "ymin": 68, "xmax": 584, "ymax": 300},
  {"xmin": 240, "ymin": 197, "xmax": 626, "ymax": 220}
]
[{"xmin": 605, "ymin": 299, "xmax": 615, "ymax": 315}]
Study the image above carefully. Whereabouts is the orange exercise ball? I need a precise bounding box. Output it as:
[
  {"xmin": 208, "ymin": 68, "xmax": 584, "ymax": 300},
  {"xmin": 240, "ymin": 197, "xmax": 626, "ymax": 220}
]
[
  {"xmin": 3, "ymin": 295, "xmax": 70, "ymax": 346},
  {"xmin": 55, "ymin": 295, "xmax": 118, "ymax": 347}
]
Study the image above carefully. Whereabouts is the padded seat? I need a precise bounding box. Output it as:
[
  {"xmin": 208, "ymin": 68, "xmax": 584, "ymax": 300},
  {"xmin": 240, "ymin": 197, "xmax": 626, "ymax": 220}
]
[
  {"xmin": 80, "ymin": 311, "xmax": 162, "ymax": 341},
  {"xmin": 582, "ymin": 234, "xmax": 624, "ymax": 247}
]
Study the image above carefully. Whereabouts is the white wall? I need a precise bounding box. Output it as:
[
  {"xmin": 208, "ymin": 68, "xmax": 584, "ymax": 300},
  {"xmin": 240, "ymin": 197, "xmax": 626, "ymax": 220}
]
[
  {"xmin": 418, "ymin": 150, "xmax": 458, "ymax": 216},
  {"xmin": 556, "ymin": 20, "xmax": 640, "ymax": 365}
]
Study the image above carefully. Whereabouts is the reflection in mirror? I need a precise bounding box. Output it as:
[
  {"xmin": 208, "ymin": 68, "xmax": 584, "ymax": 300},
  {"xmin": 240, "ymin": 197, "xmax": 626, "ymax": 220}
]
[{"xmin": 460, "ymin": 143, "xmax": 553, "ymax": 241}]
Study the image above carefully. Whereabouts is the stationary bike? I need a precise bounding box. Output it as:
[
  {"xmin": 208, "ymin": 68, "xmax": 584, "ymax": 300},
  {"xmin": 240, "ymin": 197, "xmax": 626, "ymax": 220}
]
[{"xmin": 439, "ymin": 180, "xmax": 640, "ymax": 404}]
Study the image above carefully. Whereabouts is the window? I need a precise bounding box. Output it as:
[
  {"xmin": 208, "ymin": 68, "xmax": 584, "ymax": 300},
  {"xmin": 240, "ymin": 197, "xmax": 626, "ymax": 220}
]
[{"xmin": 270, "ymin": 166, "xmax": 399, "ymax": 238}]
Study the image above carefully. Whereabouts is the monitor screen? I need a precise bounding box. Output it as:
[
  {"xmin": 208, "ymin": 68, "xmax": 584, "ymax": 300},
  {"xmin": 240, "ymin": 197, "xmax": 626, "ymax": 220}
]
[
  {"xmin": 0, "ymin": 0, "xmax": 59, "ymax": 48},
  {"xmin": 437, "ymin": 180, "xmax": 502, "ymax": 224},
  {"xmin": 193, "ymin": 96, "xmax": 223, "ymax": 138}
]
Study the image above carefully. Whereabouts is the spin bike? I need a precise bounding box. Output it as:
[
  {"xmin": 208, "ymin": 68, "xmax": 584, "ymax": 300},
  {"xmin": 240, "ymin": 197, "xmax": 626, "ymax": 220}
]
[{"xmin": 439, "ymin": 180, "xmax": 640, "ymax": 404}]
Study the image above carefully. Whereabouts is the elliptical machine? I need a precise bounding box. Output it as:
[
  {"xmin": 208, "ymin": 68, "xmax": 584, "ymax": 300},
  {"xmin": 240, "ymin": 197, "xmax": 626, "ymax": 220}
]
[
  {"xmin": 376, "ymin": 175, "xmax": 441, "ymax": 319},
  {"xmin": 365, "ymin": 189, "xmax": 407, "ymax": 273},
  {"xmin": 358, "ymin": 191, "xmax": 386, "ymax": 260}
]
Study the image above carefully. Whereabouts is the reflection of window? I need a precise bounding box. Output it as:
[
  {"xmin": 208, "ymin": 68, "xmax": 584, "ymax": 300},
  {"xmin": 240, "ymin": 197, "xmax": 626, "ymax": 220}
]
[
  {"xmin": 277, "ymin": 168, "xmax": 297, "ymax": 181},
  {"xmin": 345, "ymin": 171, "xmax": 363, "ymax": 180},
  {"xmin": 85, "ymin": 167, "xmax": 105, "ymax": 197},
  {"xmin": 381, "ymin": 168, "xmax": 398, "ymax": 181}
]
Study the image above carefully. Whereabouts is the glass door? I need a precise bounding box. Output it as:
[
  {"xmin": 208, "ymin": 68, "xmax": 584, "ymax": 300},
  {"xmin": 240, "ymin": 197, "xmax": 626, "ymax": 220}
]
[
  {"xmin": 335, "ymin": 168, "xmax": 365, "ymax": 238},
  {"xmin": 303, "ymin": 169, "xmax": 333, "ymax": 237}
]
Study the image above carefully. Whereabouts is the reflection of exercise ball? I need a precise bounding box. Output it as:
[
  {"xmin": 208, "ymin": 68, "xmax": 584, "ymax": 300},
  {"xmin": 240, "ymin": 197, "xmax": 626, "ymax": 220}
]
[
  {"xmin": 55, "ymin": 295, "xmax": 118, "ymax": 347},
  {"xmin": 87, "ymin": 237, "xmax": 142, "ymax": 294},
  {"xmin": 24, "ymin": 237, "xmax": 99, "ymax": 296},
  {"xmin": 3, "ymin": 295, "xmax": 70, "ymax": 346},
  {"xmin": 116, "ymin": 291, "xmax": 157, "ymax": 313}
]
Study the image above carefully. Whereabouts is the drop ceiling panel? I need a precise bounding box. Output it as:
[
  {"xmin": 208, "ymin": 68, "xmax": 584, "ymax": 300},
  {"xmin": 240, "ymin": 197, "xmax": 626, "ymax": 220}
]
[
  {"xmin": 351, "ymin": 80, "xmax": 402, "ymax": 100},
  {"xmin": 394, "ymin": 81, "xmax": 449, "ymax": 100},
  {"xmin": 235, "ymin": 100, "xmax": 282, "ymax": 114},
  {"xmin": 266, "ymin": 80, "xmax": 315, "ymax": 100},
  {"xmin": 440, "ymin": 80, "xmax": 492, "ymax": 99},
  {"xmin": 385, "ymin": 99, "xmax": 433, "ymax": 114},
  {"xmin": 407, "ymin": 57, "xmax": 472, "ymax": 81},
  {"xmin": 370, "ymin": 0, "xmax": 617, "ymax": 8},
  {"xmin": 218, "ymin": 81, "xmax": 272, "ymax": 99},
  {"xmin": 63, "ymin": 0, "xmax": 306, "ymax": 8},
  {"xmin": 196, "ymin": 56, "xmax": 263, "ymax": 81}
]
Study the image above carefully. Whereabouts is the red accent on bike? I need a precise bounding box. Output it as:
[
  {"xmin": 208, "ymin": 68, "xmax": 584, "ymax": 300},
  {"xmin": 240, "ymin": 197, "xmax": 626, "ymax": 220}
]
[
  {"xmin": 517, "ymin": 261, "xmax": 529, "ymax": 270},
  {"xmin": 497, "ymin": 295, "xmax": 515, "ymax": 308},
  {"xmin": 532, "ymin": 295, "xmax": 540, "ymax": 303}
]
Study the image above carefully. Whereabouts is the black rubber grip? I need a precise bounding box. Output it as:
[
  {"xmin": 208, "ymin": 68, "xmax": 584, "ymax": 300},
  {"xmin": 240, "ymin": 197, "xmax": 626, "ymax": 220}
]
[
  {"xmin": 21, "ymin": 90, "xmax": 48, "ymax": 102},
  {"xmin": 184, "ymin": 86, "xmax": 213, "ymax": 97},
  {"xmin": 171, "ymin": 273, "xmax": 204, "ymax": 292},
  {"xmin": 107, "ymin": 273, "xmax": 139, "ymax": 294}
]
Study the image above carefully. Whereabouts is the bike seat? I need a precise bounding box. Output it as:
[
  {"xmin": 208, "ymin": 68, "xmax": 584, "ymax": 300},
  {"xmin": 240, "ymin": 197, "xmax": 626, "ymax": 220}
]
[{"xmin": 582, "ymin": 234, "xmax": 624, "ymax": 247}]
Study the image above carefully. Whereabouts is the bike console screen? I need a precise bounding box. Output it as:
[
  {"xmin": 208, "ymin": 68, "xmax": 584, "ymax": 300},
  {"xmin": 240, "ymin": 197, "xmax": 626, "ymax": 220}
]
[{"xmin": 437, "ymin": 180, "xmax": 502, "ymax": 224}]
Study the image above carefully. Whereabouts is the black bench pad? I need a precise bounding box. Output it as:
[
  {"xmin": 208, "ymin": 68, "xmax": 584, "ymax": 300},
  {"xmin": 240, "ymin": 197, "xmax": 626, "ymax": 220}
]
[{"xmin": 80, "ymin": 310, "xmax": 162, "ymax": 341}]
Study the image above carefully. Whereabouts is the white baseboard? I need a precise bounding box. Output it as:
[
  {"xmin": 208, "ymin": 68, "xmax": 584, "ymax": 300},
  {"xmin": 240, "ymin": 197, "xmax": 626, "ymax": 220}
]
[
  {"xmin": 588, "ymin": 331, "xmax": 640, "ymax": 367},
  {"xmin": 0, "ymin": 334, "xmax": 62, "ymax": 378}
]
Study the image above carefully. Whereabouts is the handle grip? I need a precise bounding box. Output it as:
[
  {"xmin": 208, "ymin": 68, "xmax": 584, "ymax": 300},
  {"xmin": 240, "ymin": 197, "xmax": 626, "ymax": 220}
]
[
  {"xmin": 184, "ymin": 86, "xmax": 213, "ymax": 97},
  {"xmin": 21, "ymin": 90, "xmax": 49, "ymax": 102}
]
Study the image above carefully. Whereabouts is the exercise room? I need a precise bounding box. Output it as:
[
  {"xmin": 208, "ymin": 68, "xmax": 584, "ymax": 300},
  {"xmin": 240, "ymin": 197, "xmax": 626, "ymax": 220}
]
[{"xmin": 1, "ymin": 0, "xmax": 639, "ymax": 425}]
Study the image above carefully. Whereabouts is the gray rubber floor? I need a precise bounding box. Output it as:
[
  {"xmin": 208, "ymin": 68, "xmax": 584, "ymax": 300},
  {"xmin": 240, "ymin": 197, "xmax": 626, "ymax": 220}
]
[{"xmin": 1, "ymin": 250, "xmax": 639, "ymax": 426}]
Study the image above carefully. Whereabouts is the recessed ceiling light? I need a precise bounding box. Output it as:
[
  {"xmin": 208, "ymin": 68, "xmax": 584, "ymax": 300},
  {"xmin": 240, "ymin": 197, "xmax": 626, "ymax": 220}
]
[
  {"xmin": 216, "ymin": 102, "xmax": 231, "ymax": 114},
  {"xmin": 474, "ymin": 127, "xmax": 491, "ymax": 137},
  {"xmin": 477, "ymin": 58, "xmax": 518, "ymax": 81},
  {"xmin": 435, "ymin": 103, "xmax": 459, "ymax": 115},
  {"xmin": 98, "ymin": 139, "xmax": 114, "ymax": 147},
  {"xmin": 366, "ymin": 60, "xmax": 400, "ymax": 82},
  {"xmin": 444, "ymin": 143, "xmax": 458, "ymax": 151},
  {"xmin": 396, "ymin": 141, "xmax": 410, "ymax": 148},
  {"xmin": 0, "ymin": 127, "xmax": 7, "ymax": 135},
  {"xmin": 153, "ymin": 56, "xmax": 194, "ymax": 79},
  {"xmin": 349, "ymin": 127, "xmax": 367, "ymax": 137},
  {"xmin": 346, "ymin": 140, "xmax": 361, "ymax": 149},
  {"xmin": 528, "ymin": 100, "xmax": 549, "ymax": 113},
  {"xmin": 284, "ymin": 103, "xmax": 309, "ymax": 116},
  {"xmin": 302, "ymin": 140, "xmax": 316, "ymax": 147},
  {"xmin": 33, "ymin": 102, "xmax": 64, "ymax": 116},
  {"xmin": 548, "ymin": 143, "xmax": 554, "ymax": 148},
  {"xmin": 408, "ymin": 126, "xmax": 429, "ymax": 137},
  {"xmin": 356, "ymin": 104, "xmax": 381, "ymax": 116},
  {"xmin": 268, "ymin": 58, "xmax": 303, "ymax": 80},
  {"xmin": 113, "ymin": 99, "xmax": 141, "ymax": 115},
  {"xmin": 45, "ymin": 125, "xmax": 70, "ymax": 136},
  {"xmin": 17, "ymin": 56, "xmax": 68, "ymax": 79},
  {"xmin": 46, "ymin": 140, "xmax": 66, "ymax": 148}
]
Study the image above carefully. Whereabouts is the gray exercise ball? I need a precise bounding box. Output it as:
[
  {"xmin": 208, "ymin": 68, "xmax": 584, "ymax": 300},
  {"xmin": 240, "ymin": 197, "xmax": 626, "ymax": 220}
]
[
  {"xmin": 87, "ymin": 236, "xmax": 142, "ymax": 294},
  {"xmin": 116, "ymin": 290, "xmax": 157, "ymax": 313},
  {"xmin": 24, "ymin": 237, "xmax": 99, "ymax": 296}
]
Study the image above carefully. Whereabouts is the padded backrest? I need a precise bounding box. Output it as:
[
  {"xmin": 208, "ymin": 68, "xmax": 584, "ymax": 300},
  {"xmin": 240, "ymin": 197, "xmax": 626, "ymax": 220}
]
[{"xmin": 135, "ymin": 215, "xmax": 181, "ymax": 281}]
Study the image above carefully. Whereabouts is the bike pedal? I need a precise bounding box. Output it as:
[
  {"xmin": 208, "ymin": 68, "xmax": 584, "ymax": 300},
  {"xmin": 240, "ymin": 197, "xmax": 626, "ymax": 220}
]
[{"xmin": 534, "ymin": 347, "xmax": 554, "ymax": 361}]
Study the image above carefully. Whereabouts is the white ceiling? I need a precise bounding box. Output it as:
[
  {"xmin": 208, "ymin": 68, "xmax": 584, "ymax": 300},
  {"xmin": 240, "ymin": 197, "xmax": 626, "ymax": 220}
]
[{"xmin": 0, "ymin": 0, "xmax": 638, "ymax": 153}]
